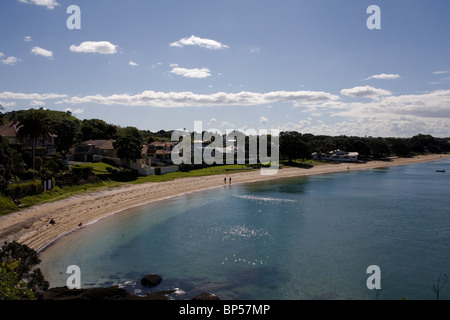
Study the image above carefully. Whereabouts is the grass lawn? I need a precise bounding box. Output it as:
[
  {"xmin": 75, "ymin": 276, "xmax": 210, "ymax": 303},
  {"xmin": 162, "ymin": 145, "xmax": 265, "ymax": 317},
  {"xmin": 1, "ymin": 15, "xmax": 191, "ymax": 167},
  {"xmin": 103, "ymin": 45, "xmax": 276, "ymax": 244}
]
[
  {"xmin": 133, "ymin": 164, "xmax": 257, "ymax": 183},
  {"xmin": 72, "ymin": 162, "xmax": 116, "ymax": 175}
]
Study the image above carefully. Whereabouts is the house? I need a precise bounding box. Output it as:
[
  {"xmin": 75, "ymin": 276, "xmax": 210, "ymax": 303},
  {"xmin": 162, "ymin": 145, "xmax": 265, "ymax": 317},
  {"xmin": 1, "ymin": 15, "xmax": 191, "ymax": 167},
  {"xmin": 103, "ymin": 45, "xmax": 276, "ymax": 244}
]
[
  {"xmin": 145, "ymin": 141, "xmax": 176, "ymax": 164},
  {"xmin": 0, "ymin": 121, "xmax": 57, "ymax": 155},
  {"xmin": 312, "ymin": 149, "xmax": 359, "ymax": 162},
  {"xmin": 70, "ymin": 139, "xmax": 119, "ymax": 164}
]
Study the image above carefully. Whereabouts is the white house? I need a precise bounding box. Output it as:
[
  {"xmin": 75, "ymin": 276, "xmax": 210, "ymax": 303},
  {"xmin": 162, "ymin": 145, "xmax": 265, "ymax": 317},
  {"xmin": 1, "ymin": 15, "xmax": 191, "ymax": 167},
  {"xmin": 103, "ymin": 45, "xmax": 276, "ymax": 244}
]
[{"xmin": 312, "ymin": 149, "xmax": 359, "ymax": 162}]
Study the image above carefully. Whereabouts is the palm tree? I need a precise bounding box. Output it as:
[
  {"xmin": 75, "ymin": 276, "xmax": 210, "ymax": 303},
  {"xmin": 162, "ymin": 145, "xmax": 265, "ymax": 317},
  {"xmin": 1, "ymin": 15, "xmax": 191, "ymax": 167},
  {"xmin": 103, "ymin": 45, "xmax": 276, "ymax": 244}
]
[{"xmin": 16, "ymin": 109, "xmax": 52, "ymax": 179}]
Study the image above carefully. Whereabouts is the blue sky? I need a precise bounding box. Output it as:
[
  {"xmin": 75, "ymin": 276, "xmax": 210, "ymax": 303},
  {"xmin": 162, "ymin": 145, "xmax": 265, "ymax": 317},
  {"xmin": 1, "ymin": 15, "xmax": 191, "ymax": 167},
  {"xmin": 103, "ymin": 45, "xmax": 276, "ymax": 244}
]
[{"xmin": 1, "ymin": 0, "xmax": 449, "ymax": 137}]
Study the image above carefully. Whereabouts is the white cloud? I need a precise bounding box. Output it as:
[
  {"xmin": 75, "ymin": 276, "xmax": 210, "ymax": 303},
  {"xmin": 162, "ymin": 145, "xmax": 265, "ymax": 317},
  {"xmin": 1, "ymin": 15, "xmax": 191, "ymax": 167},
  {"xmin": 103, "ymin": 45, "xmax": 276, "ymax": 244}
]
[
  {"xmin": 170, "ymin": 35, "xmax": 229, "ymax": 50},
  {"xmin": 24, "ymin": 36, "xmax": 32, "ymax": 42},
  {"xmin": 61, "ymin": 90, "xmax": 339, "ymax": 108},
  {"xmin": 365, "ymin": 73, "xmax": 401, "ymax": 80},
  {"xmin": 170, "ymin": 67, "xmax": 212, "ymax": 79},
  {"xmin": 18, "ymin": 0, "xmax": 60, "ymax": 10},
  {"xmin": 30, "ymin": 100, "xmax": 46, "ymax": 107},
  {"xmin": 69, "ymin": 41, "xmax": 118, "ymax": 54},
  {"xmin": 64, "ymin": 107, "xmax": 84, "ymax": 114},
  {"xmin": 31, "ymin": 46, "xmax": 53, "ymax": 58},
  {"xmin": 340, "ymin": 86, "xmax": 392, "ymax": 99},
  {"xmin": 0, "ymin": 54, "xmax": 19, "ymax": 66},
  {"xmin": 260, "ymin": 116, "xmax": 269, "ymax": 124},
  {"xmin": 0, "ymin": 101, "xmax": 16, "ymax": 108},
  {"xmin": 151, "ymin": 62, "xmax": 163, "ymax": 69},
  {"xmin": 0, "ymin": 91, "xmax": 68, "ymax": 100},
  {"xmin": 220, "ymin": 121, "xmax": 235, "ymax": 128},
  {"xmin": 129, "ymin": 61, "xmax": 138, "ymax": 67},
  {"xmin": 433, "ymin": 71, "xmax": 449, "ymax": 75},
  {"xmin": 292, "ymin": 89, "xmax": 450, "ymax": 137}
]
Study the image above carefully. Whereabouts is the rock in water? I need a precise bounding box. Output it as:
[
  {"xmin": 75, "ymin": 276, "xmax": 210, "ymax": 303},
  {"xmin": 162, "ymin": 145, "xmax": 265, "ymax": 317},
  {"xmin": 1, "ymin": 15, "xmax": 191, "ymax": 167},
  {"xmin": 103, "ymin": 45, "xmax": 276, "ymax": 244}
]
[
  {"xmin": 141, "ymin": 274, "xmax": 163, "ymax": 287},
  {"xmin": 192, "ymin": 292, "xmax": 221, "ymax": 300}
]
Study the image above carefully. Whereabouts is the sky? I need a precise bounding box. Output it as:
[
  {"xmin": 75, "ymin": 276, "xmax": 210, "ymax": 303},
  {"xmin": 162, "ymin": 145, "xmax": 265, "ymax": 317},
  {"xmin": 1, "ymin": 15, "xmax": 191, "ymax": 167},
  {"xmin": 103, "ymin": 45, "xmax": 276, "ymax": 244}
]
[{"xmin": 1, "ymin": 0, "xmax": 450, "ymax": 137}]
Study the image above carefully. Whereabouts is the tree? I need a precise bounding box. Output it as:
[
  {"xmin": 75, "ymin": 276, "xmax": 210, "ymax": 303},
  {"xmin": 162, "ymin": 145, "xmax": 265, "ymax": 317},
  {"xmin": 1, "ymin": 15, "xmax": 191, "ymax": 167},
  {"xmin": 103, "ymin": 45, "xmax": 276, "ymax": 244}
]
[
  {"xmin": 387, "ymin": 138, "xmax": 411, "ymax": 157},
  {"xmin": 0, "ymin": 136, "xmax": 24, "ymax": 193},
  {"xmin": 0, "ymin": 260, "xmax": 36, "ymax": 300},
  {"xmin": 79, "ymin": 119, "xmax": 118, "ymax": 141},
  {"xmin": 51, "ymin": 119, "xmax": 80, "ymax": 154},
  {"xmin": 432, "ymin": 273, "xmax": 448, "ymax": 300},
  {"xmin": 0, "ymin": 241, "xmax": 49, "ymax": 299},
  {"xmin": 280, "ymin": 131, "xmax": 311, "ymax": 163},
  {"xmin": 367, "ymin": 138, "xmax": 391, "ymax": 158},
  {"xmin": 15, "ymin": 109, "xmax": 51, "ymax": 179},
  {"xmin": 119, "ymin": 126, "xmax": 143, "ymax": 142},
  {"xmin": 410, "ymin": 134, "xmax": 438, "ymax": 154},
  {"xmin": 113, "ymin": 135, "xmax": 143, "ymax": 165}
]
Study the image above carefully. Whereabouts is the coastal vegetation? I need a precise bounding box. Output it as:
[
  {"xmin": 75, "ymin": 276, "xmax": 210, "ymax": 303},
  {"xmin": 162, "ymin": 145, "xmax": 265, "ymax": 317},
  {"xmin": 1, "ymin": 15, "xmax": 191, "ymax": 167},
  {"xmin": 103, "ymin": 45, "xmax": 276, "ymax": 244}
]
[
  {"xmin": 0, "ymin": 241, "xmax": 49, "ymax": 300},
  {"xmin": 1, "ymin": 108, "xmax": 449, "ymax": 217}
]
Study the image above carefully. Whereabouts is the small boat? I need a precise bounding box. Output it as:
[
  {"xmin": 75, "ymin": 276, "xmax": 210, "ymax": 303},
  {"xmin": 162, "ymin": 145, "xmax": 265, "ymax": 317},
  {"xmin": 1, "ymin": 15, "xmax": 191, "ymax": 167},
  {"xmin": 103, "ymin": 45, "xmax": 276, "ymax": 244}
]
[{"xmin": 436, "ymin": 170, "xmax": 446, "ymax": 173}]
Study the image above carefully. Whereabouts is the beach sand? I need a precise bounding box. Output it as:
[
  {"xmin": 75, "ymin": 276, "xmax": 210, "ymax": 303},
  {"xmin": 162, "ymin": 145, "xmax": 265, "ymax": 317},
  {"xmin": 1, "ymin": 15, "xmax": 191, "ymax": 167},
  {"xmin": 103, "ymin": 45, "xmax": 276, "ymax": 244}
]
[{"xmin": 0, "ymin": 154, "xmax": 448, "ymax": 253}]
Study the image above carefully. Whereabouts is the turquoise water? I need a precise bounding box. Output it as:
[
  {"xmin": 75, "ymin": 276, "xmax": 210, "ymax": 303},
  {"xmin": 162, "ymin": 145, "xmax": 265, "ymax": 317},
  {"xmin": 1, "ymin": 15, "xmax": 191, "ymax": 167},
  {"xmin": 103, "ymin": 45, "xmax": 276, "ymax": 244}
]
[{"xmin": 39, "ymin": 158, "xmax": 450, "ymax": 300}]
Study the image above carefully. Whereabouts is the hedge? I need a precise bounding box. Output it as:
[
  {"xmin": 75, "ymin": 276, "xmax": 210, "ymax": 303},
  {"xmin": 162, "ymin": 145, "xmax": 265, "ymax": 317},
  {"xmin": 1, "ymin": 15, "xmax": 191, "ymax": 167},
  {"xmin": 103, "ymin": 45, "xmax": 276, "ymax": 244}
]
[{"xmin": 7, "ymin": 180, "xmax": 44, "ymax": 199}]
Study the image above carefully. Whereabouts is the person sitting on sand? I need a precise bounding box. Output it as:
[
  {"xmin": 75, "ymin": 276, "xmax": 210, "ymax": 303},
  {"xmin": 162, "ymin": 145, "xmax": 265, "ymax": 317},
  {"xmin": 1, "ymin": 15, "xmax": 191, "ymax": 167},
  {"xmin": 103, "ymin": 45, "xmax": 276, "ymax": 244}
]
[{"xmin": 49, "ymin": 218, "xmax": 55, "ymax": 225}]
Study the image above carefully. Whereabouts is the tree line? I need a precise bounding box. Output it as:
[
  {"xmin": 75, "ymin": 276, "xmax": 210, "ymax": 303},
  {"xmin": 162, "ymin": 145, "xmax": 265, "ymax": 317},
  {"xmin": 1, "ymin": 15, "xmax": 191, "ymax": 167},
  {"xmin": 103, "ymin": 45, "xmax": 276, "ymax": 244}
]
[
  {"xmin": 1, "ymin": 108, "xmax": 449, "ymax": 194},
  {"xmin": 279, "ymin": 131, "xmax": 450, "ymax": 163}
]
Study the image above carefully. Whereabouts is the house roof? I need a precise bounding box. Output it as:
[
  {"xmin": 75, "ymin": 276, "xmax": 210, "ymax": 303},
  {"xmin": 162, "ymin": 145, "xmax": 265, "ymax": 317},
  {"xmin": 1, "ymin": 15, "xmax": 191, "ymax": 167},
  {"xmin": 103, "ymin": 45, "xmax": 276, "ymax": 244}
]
[
  {"xmin": 0, "ymin": 121, "xmax": 56, "ymax": 139},
  {"xmin": 80, "ymin": 139, "xmax": 116, "ymax": 150},
  {"xmin": 0, "ymin": 122, "xmax": 19, "ymax": 137},
  {"xmin": 148, "ymin": 149, "xmax": 172, "ymax": 155}
]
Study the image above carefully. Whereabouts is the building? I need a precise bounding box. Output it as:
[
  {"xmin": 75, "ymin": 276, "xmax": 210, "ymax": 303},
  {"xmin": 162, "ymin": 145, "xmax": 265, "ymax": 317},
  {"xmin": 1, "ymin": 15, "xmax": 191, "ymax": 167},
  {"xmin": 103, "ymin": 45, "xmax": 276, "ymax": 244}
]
[
  {"xmin": 145, "ymin": 141, "xmax": 176, "ymax": 164},
  {"xmin": 312, "ymin": 149, "xmax": 359, "ymax": 162},
  {"xmin": 0, "ymin": 121, "xmax": 57, "ymax": 155},
  {"xmin": 70, "ymin": 139, "xmax": 119, "ymax": 163}
]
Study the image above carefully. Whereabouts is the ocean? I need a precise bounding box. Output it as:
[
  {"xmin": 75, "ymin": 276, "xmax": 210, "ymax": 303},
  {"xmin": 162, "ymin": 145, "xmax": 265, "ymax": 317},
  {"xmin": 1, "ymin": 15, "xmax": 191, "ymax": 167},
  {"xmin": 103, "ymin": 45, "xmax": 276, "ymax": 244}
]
[{"xmin": 39, "ymin": 158, "xmax": 450, "ymax": 300}]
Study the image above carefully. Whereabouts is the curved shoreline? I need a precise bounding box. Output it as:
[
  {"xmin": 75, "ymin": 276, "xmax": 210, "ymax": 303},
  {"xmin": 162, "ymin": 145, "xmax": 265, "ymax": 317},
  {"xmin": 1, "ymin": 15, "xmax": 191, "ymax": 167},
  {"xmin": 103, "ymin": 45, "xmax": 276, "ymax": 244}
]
[{"xmin": 0, "ymin": 154, "xmax": 448, "ymax": 253}]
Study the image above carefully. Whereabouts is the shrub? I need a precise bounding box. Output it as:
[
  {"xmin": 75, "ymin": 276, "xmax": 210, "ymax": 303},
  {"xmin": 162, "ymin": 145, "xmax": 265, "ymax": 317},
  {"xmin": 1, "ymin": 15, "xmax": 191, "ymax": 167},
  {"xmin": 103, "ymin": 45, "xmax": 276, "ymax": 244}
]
[
  {"xmin": 71, "ymin": 165, "xmax": 94, "ymax": 178},
  {"xmin": 0, "ymin": 241, "xmax": 49, "ymax": 300},
  {"xmin": 0, "ymin": 195, "xmax": 18, "ymax": 215},
  {"xmin": 6, "ymin": 180, "xmax": 43, "ymax": 199}
]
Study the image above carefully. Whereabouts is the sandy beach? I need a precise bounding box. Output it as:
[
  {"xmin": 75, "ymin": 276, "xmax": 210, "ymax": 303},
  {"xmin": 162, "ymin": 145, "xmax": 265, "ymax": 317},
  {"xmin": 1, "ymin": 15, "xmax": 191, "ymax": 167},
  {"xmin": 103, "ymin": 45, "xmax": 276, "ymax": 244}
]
[{"xmin": 0, "ymin": 154, "xmax": 448, "ymax": 253}]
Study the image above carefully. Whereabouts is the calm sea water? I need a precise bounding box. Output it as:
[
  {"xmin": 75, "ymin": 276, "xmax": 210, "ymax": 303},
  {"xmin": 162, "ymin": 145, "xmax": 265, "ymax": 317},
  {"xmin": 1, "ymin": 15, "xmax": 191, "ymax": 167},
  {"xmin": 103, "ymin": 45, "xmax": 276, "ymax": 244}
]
[{"xmin": 39, "ymin": 158, "xmax": 450, "ymax": 300}]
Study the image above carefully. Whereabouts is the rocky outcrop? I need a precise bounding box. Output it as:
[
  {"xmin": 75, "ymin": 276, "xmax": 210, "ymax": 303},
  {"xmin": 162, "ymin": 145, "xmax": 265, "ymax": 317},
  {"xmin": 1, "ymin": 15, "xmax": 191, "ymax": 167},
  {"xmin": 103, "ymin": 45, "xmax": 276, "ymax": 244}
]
[
  {"xmin": 192, "ymin": 292, "xmax": 221, "ymax": 300},
  {"xmin": 140, "ymin": 274, "xmax": 163, "ymax": 287},
  {"xmin": 40, "ymin": 273, "xmax": 220, "ymax": 300},
  {"xmin": 41, "ymin": 286, "xmax": 175, "ymax": 300}
]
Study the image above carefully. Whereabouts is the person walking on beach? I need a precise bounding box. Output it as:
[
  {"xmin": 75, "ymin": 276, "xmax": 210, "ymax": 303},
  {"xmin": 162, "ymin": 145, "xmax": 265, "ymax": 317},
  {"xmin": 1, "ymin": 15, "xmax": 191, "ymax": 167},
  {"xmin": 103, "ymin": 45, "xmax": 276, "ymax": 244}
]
[
  {"xmin": 224, "ymin": 177, "xmax": 227, "ymax": 184},
  {"xmin": 229, "ymin": 177, "xmax": 232, "ymax": 184}
]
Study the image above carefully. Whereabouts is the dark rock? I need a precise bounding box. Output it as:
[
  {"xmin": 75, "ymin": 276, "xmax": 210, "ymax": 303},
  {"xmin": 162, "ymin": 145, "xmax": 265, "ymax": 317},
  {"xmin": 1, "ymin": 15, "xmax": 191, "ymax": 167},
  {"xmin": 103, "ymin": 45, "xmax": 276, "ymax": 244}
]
[
  {"xmin": 192, "ymin": 292, "xmax": 221, "ymax": 300},
  {"xmin": 41, "ymin": 286, "xmax": 130, "ymax": 300},
  {"xmin": 140, "ymin": 274, "xmax": 162, "ymax": 287},
  {"xmin": 41, "ymin": 286, "xmax": 174, "ymax": 300}
]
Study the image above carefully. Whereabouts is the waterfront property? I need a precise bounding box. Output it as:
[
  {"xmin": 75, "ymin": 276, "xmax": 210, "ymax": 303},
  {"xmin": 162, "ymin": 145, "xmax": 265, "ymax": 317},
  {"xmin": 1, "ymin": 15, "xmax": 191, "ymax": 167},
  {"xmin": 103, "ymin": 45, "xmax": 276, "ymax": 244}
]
[
  {"xmin": 312, "ymin": 149, "xmax": 359, "ymax": 162},
  {"xmin": 0, "ymin": 121, "xmax": 57, "ymax": 156},
  {"xmin": 69, "ymin": 139, "xmax": 119, "ymax": 163}
]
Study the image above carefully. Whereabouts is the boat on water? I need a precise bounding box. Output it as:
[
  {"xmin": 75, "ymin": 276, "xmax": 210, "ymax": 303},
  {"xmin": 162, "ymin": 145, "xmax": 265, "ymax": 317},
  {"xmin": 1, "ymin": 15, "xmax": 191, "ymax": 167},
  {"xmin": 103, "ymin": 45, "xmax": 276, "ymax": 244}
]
[{"xmin": 436, "ymin": 170, "xmax": 446, "ymax": 172}]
